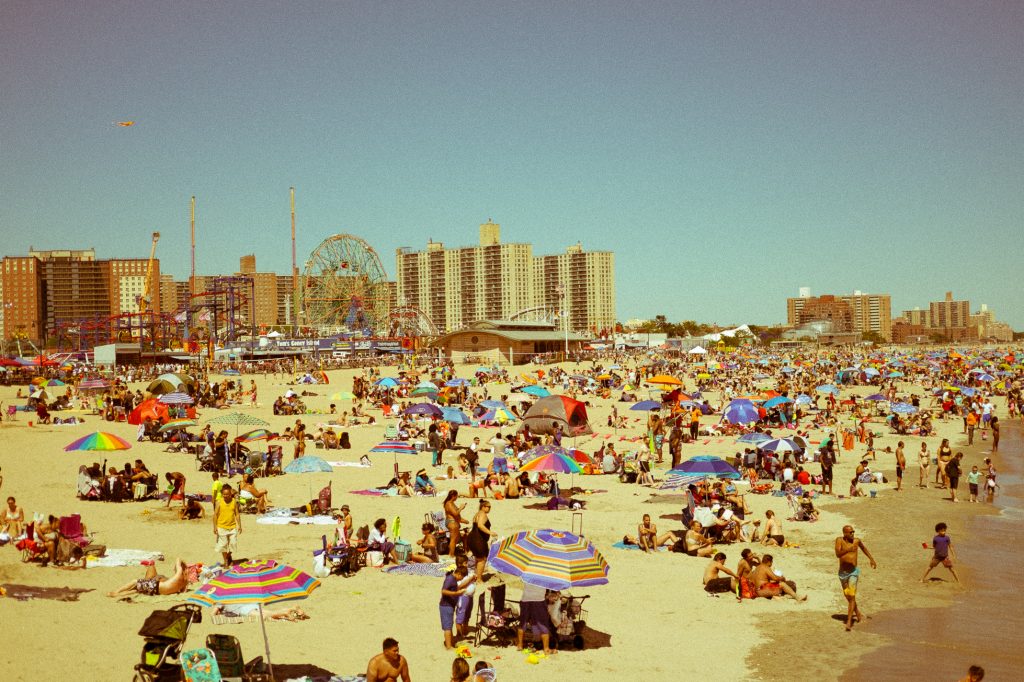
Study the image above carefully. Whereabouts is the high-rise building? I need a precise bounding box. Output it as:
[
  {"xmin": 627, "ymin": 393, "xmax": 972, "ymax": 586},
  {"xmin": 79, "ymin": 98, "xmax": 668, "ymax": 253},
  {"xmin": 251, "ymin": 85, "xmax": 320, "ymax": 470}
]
[
  {"xmin": 534, "ymin": 243, "xmax": 616, "ymax": 335},
  {"xmin": 1, "ymin": 256, "xmax": 45, "ymax": 344},
  {"xmin": 396, "ymin": 222, "xmax": 615, "ymax": 334},
  {"xmin": 901, "ymin": 307, "xmax": 932, "ymax": 327},
  {"xmin": 787, "ymin": 290, "xmax": 891, "ymax": 340},
  {"xmin": 839, "ymin": 292, "xmax": 891, "ymax": 341},
  {"xmin": 930, "ymin": 292, "xmax": 970, "ymax": 330}
]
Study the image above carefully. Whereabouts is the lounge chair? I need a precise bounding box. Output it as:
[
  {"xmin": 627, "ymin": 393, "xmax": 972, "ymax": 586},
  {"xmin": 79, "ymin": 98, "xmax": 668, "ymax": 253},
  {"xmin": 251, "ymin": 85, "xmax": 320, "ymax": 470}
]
[
  {"xmin": 315, "ymin": 533, "xmax": 359, "ymax": 577},
  {"xmin": 383, "ymin": 425, "xmax": 399, "ymax": 440},
  {"xmin": 17, "ymin": 523, "xmax": 48, "ymax": 564},
  {"xmin": 181, "ymin": 648, "xmax": 222, "ymax": 682},
  {"xmin": 474, "ymin": 583, "xmax": 519, "ymax": 647}
]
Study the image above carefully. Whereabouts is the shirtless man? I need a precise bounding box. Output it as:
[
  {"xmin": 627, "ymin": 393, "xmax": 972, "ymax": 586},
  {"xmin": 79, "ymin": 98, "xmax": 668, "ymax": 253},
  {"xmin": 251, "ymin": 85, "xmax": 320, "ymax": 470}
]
[
  {"xmin": 107, "ymin": 558, "xmax": 189, "ymax": 598},
  {"xmin": 761, "ymin": 510, "xmax": 785, "ymax": 547},
  {"xmin": 737, "ymin": 548, "xmax": 759, "ymax": 584},
  {"xmin": 366, "ymin": 637, "xmax": 411, "ymax": 682},
  {"xmin": 751, "ymin": 554, "xmax": 806, "ymax": 601},
  {"xmin": 894, "ymin": 441, "xmax": 906, "ymax": 492},
  {"xmin": 835, "ymin": 525, "xmax": 877, "ymax": 631},
  {"xmin": 703, "ymin": 552, "xmax": 741, "ymax": 600},
  {"xmin": 625, "ymin": 514, "xmax": 677, "ymax": 552}
]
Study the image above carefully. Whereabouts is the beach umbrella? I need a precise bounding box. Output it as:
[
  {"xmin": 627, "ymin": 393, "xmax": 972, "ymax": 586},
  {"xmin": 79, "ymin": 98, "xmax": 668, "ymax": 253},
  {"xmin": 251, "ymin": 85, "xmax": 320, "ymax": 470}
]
[
  {"xmin": 480, "ymin": 400, "xmax": 508, "ymax": 409},
  {"xmin": 816, "ymin": 384, "xmax": 840, "ymax": 395},
  {"xmin": 63, "ymin": 431, "xmax": 132, "ymax": 452},
  {"xmin": 39, "ymin": 378, "xmax": 66, "ymax": 387},
  {"xmin": 370, "ymin": 440, "xmax": 419, "ymax": 476},
  {"xmin": 722, "ymin": 400, "xmax": 759, "ymax": 425},
  {"xmin": 411, "ymin": 386, "xmax": 438, "ymax": 397},
  {"xmin": 188, "ymin": 559, "xmax": 320, "ymax": 680},
  {"xmin": 736, "ymin": 432, "xmax": 772, "ymax": 444},
  {"xmin": 209, "ymin": 413, "xmax": 271, "ymax": 471},
  {"xmin": 404, "ymin": 403, "xmax": 443, "ymax": 418},
  {"xmin": 890, "ymin": 403, "xmax": 918, "ymax": 414},
  {"xmin": 78, "ymin": 378, "xmax": 109, "ymax": 391},
  {"xmin": 440, "ymin": 407, "xmax": 472, "ymax": 425},
  {"xmin": 794, "ymin": 394, "xmax": 812, "ymax": 405},
  {"xmin": 886, "ymin": 371, "xmax": 904, "ymax": 378},
  {"xmin": 519, "ymin": 445, "xmax": 583, "ymax": 474},
  {"xmin": 146, "ymin": 379, "xmax": 179, "ymax": 396},
  {"xmin": 672, "ymin": 455, "xmax": 741, "ymax": 480},
  {"xmin": 864, "ymin": 393, "xmax": 887, "ymax": 401},
  {"xmin": 374, "ymin": 377, "xmax": 399, "ymax": 388},
  {"xmin": 128, "ymin": 399, "xmax": 170, "ymax": 425},
  {"xmin": 158, "ymin": 392, "xmax": 194, "ymax": 405},
  {"xmin": 284, "ymin": 456, "xmax": 333, "ymax": 474},
  {"xmin": 158, "ymin": 418, "xmax": 198, "ymax": 433},
  {"xmin": 416, "ymin": 380, "xmax": 439, "ymax": 391},
  {"xmin": 646, "ymin": 375, "xmax": 682, "ymax": 386},
  {"xmin": 445, "ymin": 378, "xmax": 470, "ymax": 387},
  {"xmin": 762, "ymin": 396, "xmax": 793, "ymax": 409},
  {"xmin": 567, "ymin": 448, "xmax": 593, "ymax": 466},
  {"xmin": 757, "ymin": 438, "xmax": 804, "ymax": 454},
  {"xmin": 157, "ymin": 372, "xmax": 194, "ymax": 387},
  {"xmin": 658, "ymin": 472, "xmax": 712, "ymax": 491},
  {"xmin": 522, "ymin": 385, "xmax": 550, "ymax": 398},
  {"xmin": 504, "ymin": 394, "xmax": 533, "ymax": 404},
  {"xmin": 329, "ymin": 391, "xmax": 356, "ymax": 401},
  {"xmin": 630, "ymin": 400, "xmax": 662, "ymax": 411},
  {"xmin": 235, "ymin": 428, "xmax": 274, "ymax": 443},
  {"xmin": 0, "ymin": 357, "xmax": 21, "ymax": 367},
  {"xmin": 487, "ymin": 529, "xmax": 609, "ymax": 591},
  {"xmin": 480, "ymin": 407, "xmax": 517, "ymax": 423},
  {"xmin": 29, "ymin": 388, "xmax": 51, "ymax": 402},
  {"xmin": 862, "ymin": 368, "xmax": 880, "ymax": 377}
]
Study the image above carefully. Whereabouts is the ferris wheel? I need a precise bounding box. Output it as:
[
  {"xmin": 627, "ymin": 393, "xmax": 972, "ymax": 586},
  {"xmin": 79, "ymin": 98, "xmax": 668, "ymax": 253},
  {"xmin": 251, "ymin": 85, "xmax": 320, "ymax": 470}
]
[{"xmin": 301, "ymin": 234, "xmax": 391, "ymax": 335}]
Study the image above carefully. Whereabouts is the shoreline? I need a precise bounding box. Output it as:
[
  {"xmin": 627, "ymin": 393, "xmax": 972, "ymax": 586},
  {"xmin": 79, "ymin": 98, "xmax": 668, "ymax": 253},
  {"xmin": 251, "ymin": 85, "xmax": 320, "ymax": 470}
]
[{"xmin": 749, "ymin": 420, "xmax": 1022, "ymax": 681}]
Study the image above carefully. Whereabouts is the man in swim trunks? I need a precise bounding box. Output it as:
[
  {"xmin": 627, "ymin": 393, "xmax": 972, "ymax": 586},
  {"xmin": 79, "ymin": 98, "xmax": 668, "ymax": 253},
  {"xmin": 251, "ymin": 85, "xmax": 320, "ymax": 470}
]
[
  {"xmin": 107, "ymin": 558, "xmax": 189, "ymax": 598},
  {"xmin": 366, "ymin": 637, "xmax": 411, "ymax": 681},
  {"xmin": 751, "ymin": 554, "xmax": 806, "ymax": 601},
  {"xmin": 703, "ymin": 552, "xmax": 740, "ymax": 600},
  {"xmin": 835, "ymin": 524, "xmax": 877, "ymax": 631}
]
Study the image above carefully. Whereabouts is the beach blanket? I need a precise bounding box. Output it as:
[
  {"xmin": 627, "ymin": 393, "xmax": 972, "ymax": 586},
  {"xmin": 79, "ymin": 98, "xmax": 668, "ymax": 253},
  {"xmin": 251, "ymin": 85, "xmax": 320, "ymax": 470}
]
[
  {"xmin": 155, "ymin": 492, "xmax": 213, "ymax": 503},
  {"xmin": 1, "ymin": 584, "xmax": 94, "ymax": 601},
  {"xmin": 85, "ymin": 549, "xmax": 164, "ymax": 568},
  {"xmin": 350, "ymin": 489, "xmax": 386, "ymax": 496},
  {"xmin": 327, "ymin": 461, "xmax": 371, "ymax": 468},
  {"xmin": 383, "ymin": 562, "xmax": 452, "ymax": 578},
  {"xmin": 256, "ymin": 515, "xmax": 335, "ymax": 525},
  {"xmin": 611, "ymin": 541, "xmax": 667, "ymax": 552},
  {"xmin": 283, "ymin": 676, "xmax": 365, "ymax": 682}
]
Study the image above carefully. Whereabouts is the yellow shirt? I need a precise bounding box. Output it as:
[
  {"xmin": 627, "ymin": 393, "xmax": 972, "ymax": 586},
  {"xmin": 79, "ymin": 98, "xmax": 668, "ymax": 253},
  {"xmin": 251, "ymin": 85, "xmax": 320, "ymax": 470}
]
[
  {"xmin": 216, "ymin": 497, "xmax": 238, "ymax": 530},
  {"xmin": 211, "ymin": 479, "xmax": 223, "ymax": 503}
]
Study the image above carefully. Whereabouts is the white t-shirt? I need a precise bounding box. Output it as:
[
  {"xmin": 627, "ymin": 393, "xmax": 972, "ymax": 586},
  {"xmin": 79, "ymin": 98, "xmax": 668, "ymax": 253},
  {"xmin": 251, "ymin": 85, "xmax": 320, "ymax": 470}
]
[{"xmin": 521, "ymin": 581, "xmax": 547, "ymax": 603}]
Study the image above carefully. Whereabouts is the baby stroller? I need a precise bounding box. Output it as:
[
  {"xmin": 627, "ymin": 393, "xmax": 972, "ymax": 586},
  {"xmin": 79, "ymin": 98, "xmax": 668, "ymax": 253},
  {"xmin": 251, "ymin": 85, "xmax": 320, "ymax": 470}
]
[
  {"xmin": 133, "ymin": 603, "xmax": 203, "ymax": 682},
  {"xmin": 552, "ymin": 593, "xmax": 590, "ymax": 650}
]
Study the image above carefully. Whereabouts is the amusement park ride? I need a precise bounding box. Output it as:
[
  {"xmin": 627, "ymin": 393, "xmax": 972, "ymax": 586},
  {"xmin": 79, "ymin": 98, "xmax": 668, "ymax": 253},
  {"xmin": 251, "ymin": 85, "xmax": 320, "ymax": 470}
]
[{"xmin": 48, "ymin": 228, "xmax": 439, "ymax": 355}]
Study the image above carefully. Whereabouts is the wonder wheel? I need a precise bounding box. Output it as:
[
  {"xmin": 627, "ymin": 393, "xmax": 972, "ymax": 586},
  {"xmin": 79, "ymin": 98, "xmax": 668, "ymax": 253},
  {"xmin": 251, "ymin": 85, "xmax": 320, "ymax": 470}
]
[{"xmin": 301, "ymin": 234, "xmax": 391, "ymax": 335}]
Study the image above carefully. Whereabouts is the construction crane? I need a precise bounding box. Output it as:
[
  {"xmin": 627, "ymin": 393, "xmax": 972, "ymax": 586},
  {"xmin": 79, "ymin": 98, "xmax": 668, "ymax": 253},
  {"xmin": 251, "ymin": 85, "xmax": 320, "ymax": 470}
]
[{"xmin": 140, "ymin": 231, "xmax": 160, "ymax": 313}]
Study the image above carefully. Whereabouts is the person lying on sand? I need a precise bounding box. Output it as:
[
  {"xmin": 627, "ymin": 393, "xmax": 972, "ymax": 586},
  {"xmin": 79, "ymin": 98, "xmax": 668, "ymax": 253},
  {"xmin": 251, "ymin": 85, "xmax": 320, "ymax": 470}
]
[
  {"xmin": 214, "ymin": 603, "xmax": 310, "ymax": 621},
  {"xmin": 107, "ymin": 558, "xmax": 188, "ymax": 598}
]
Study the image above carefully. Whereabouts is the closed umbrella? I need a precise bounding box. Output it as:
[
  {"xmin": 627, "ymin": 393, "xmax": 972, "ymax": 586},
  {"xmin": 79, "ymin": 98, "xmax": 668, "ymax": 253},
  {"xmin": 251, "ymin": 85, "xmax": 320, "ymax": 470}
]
[
  {"xmin": 188, "ymin": 559, "xmax": 320, "ymax": 680},
  {"xmin": 487, "ymin": 529, "xmax": 609, "ymax": 590}
]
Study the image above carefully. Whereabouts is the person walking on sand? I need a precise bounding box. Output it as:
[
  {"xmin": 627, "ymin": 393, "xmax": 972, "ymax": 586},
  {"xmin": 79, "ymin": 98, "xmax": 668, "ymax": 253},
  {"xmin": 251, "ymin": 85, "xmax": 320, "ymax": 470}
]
[
  {"xmin": 922, "ymin": 522, "xmax": 960, "ymax": 583},
  {"xmin": 835, "ymin": 525, "xmax": 877, "ymax": 631},
  {"xmin": 917, "ymin": 442, "xmax": 930, "ymax": 489},
  {"xmin": 894, "ymin": 441, "xmax": 906, "ymax": 492},
  {"xmin": 213, "ymin": 484, "xmax": 242, "ymax": 566}
]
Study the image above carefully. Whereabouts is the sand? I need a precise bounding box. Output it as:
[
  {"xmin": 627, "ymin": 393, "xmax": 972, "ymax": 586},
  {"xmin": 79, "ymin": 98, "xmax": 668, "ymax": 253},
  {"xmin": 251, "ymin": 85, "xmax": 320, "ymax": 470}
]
[{"xmin": 0, "ymin": 361, "xmax": 1015, "ymax": 681}]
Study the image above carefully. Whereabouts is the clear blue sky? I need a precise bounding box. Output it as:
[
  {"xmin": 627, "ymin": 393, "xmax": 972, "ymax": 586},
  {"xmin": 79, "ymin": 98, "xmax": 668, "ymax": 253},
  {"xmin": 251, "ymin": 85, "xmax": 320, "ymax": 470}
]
[{"xmin": 2, "ymin": 1, "xmax": 1021, "ymax": 327}]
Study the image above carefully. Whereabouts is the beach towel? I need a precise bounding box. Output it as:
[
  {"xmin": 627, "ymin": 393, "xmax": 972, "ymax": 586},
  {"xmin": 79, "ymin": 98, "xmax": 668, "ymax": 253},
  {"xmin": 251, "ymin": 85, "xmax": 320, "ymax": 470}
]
[
  {"xmin": 383, "ymin": 562, "xmax": 452, "ymax": 578},
  {"xmin": 85, "ymin": 549, "xmax": 164, "ymax": 568},
  {"xmin": 327, "ymin": 461, "xmax": 371, "ymax": 468},
  {"xmin": 611, "ymin": 541, "xmax": 667, "ymax": 552},
  {"xmin": 256, "ymin": 514, "xmax": 336, "ymax": 526},
  {"xmin": 350, "ymin": 489, "xmax": 386, "ymax": 496}
]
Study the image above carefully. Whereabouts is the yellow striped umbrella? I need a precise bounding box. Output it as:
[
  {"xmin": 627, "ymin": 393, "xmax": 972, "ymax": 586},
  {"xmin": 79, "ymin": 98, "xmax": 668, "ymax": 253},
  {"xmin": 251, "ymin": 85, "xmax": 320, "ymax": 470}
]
[{"xmin": 487, "ymin": 529, "xmax": 609, "ymax": 590}]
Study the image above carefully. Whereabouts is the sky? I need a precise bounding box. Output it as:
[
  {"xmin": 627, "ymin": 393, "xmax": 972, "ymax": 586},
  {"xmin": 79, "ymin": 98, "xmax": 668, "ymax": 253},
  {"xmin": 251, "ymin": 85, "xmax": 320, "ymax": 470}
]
[{"xmin": 2, "ymin": 1, "xmax": 1022, "ymax": 328}]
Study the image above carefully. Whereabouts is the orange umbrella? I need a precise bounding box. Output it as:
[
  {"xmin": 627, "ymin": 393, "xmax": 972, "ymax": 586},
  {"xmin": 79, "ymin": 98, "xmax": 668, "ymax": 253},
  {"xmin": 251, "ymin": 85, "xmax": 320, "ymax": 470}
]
[
  {"xmin": 128, "ymin": 399, "xmax": 170, "ymax": 425},
  {"xmin": 646, "ymin": 375, "xmax": 682, "ymax": 386}
]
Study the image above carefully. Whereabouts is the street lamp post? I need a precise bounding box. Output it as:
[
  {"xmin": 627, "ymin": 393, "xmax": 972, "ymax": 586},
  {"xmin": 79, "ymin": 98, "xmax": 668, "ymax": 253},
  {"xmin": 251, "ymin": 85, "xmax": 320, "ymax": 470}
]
[{"xmin": 556, "ymin": 283, "xmax": 568, "ymax": 360}]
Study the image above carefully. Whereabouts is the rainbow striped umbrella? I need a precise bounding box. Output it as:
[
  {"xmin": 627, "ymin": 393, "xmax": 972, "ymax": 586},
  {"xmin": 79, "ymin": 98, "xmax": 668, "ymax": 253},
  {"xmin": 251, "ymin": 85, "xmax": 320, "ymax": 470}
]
[
  {"xmin": 519, "ymin": 445, "xmax": 583, "ymax": 474},
  {"xmin": 487, "ymin": 529, "xmax": 609, "ymax": 590},
  {"xmin": 188, "ymin": 559, "xmax": 320, "ymax": 679},
  {"xmin": 235, "ymin": 428, "xmax": 274, "ymax": 443},
  {"xmin": 63, "ymin": 432, "xmax": 132, "ymax": 452},
  {"xmin": 370, "ymin": 440, "xmax": 417, "ymax": 455}
]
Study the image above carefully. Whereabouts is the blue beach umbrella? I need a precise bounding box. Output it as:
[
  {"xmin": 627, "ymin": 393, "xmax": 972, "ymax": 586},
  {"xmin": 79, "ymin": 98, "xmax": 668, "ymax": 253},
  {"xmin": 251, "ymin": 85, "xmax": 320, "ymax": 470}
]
[
  {"xmin": 722, "ymin": 400, "xmax": 759, "ymax": 425},
  {"xmin": 737, "ymin": 432, "xmax": 772, "ymax": 444},
  {"xmin": 816, "ymin": 384, "xmax": 840, "ymax": 395},
  {"xmin": 522, "ymin": 385, "xmax": 551, "ymax": 397},
  {"xmin": 762, "ymin": 396, "xmax": 793, "ymax": 409},
  {"xmin": 671, "ymin": 455, "xmax": 741, "ymax": 480},
  {"xmin": 890, "ymin": 403, "xmax": 918, "ymax": 414},
  {"xmin": 440, "ymin": 407, "xmax": 472, "ymax": 425},
  {"xmin": 630, "ymin": 400, "xmax": 663, "ymax": 411},
  {"xmin": 864, "ymin": 393, "xmax": 887, "ymax": 401},
  {"xmin": 284, "ymin": 456, "xmax": 333, "ymax": 474}
]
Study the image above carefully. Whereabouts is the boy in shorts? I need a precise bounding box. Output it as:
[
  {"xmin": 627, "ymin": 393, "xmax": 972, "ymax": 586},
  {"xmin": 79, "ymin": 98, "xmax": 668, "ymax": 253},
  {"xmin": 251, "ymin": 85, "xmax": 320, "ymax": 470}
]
[
  {"xmin": 921, "ymin": 522, "xmax": 960, "ymax": 583},
  {"xmin": 966, "ymin": 465, "xmax": 982, "ymax": 503}
]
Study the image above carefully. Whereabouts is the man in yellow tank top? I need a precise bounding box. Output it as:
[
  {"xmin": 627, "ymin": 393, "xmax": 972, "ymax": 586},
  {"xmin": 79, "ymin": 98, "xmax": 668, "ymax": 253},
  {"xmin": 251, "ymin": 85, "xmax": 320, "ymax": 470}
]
[{"xmin": 213, "ymin": 484, "xmax": 242, "ymax": 566}]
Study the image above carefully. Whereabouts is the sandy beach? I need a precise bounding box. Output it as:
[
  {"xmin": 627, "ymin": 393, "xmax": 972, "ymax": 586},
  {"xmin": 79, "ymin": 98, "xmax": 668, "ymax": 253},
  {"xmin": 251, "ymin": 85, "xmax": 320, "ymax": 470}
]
[{"xmin": 0, "ymin": 359, "xmax": 1018, "ymax": 681}]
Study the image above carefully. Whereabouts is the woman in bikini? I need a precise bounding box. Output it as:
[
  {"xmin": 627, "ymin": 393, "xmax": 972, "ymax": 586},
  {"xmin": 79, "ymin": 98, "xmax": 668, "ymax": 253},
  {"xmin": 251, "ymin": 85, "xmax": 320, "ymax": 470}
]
[{"xmin": 443, "ymin": 490, "xmax": 467, "ymax": 557}]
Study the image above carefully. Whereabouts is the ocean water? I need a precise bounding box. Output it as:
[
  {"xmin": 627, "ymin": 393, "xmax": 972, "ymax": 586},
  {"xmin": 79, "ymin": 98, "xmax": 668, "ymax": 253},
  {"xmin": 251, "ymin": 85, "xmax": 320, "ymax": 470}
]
[{"xmin": 843, "ymin": 422, "xmax": 1024, "ymax": 680}]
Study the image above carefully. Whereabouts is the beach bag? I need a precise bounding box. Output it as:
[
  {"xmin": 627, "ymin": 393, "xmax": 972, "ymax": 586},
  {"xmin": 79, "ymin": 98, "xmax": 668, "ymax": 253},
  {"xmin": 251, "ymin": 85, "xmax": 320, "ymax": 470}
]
[{"xmin": 312, "ymin": 550, "xmax": 330, "ymax": 578}]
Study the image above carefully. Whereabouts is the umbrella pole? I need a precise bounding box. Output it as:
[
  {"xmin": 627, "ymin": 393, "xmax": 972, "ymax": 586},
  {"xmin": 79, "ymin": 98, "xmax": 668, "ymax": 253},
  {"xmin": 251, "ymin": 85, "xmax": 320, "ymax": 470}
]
[{"xmin": 258, "ymin": 602, "xmax": 274, "ymax": 680}]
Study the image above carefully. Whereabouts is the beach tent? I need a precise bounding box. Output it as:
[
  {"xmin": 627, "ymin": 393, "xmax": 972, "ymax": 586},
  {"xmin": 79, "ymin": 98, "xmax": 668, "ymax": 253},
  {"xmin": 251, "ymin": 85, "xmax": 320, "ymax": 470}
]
[{"xmin": 519, "ymin": 395, "xmax": 592, "ymax": 436}]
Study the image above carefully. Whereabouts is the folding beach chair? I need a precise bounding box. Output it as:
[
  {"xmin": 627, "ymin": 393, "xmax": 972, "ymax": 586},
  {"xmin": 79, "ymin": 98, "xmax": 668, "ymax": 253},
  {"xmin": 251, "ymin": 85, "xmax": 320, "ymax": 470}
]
[{"xmin": 475, "ymin": 583, "xmax": 519, "ymax": 646}]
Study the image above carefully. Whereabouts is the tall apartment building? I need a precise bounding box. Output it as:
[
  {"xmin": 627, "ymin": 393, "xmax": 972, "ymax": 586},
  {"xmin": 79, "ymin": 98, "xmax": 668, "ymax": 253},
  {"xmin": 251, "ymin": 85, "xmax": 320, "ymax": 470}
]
[
  {"xmin": 108, "ymin": 258, "xmax": 160, "ymax": 314},
  {"xmin": 534, "ymin": 243, "xmax": 616, "ymax": 335},
  {"xmin": 901, "ymin": 307, "xmax": 932, "ymax": 327},
  {"xmin": 396, "ymin": 222, "xmax": 615, "ymax": 334},
  {"xmin": 787, "ymin": 291, "xmax": 892, "ymax": 340},
  {"xmin": 237, "ymin": 255, "xmax": 279, "ymax": 329},
  {"xmin": 930, "ymin": 292, "xmax": 970, "ymax": 330},
  {"xmin": 1, "ymin": 256, "xmax": 46, "ymax": 343}
]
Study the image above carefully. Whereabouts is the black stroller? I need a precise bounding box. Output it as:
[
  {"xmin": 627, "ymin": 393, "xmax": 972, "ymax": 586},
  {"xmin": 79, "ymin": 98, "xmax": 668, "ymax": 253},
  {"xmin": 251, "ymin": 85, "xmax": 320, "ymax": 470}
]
[{"xmin": 132, "ymin": 603, "xmax": 203, "ymax": 681}]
